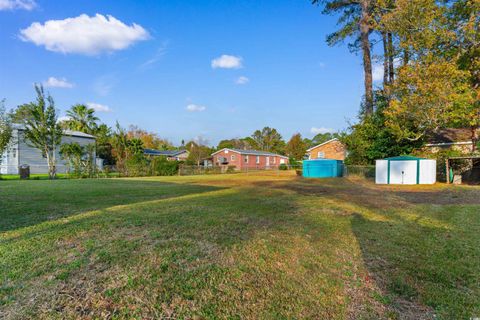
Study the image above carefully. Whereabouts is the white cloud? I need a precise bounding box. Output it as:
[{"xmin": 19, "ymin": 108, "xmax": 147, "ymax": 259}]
[
  {"xmin": 86, "ymin": 102, "xmax": 111, "ymax": 112},
  {"xmin": 318, "ymin": 62, "xmax": 326, "ymax": 68},
  {"xmin": 372, "ymin": 58, "xmax": 401, "ymax": 82},
  {"xmin": 193, "ymin": 135, "xmax": 209, "ymax": 146},
  {"xmin": 211, "ymin": 54, "xmax": 242, "ymax": 69},
  {"xmin": 372, "ymin": 64, "xmax": 384, "ymax": 82},
  {"xmin": 0, "ymin": 0, "xmax": 36, "ymax": 11},
  {"xmin": 235, "ymin": 76, "xmax": 249, "ymax": 85},
  {"xmin": 311, "ymin": 127, "xmax": 334, "ymax": 135},
  {"xmin": 186, "ymin": 104, "xmax": 206, "ymax": 112},
  {"xmin": 43, "ymin": 76, "xmax": 74, "ymax": 88},
  {"xmin": 19, "ymin": 14, "xmax": 150, "ymax": 55},
  {"xmin": 57, "ymin": 116, "xmax": 71, "ymax": 123}
]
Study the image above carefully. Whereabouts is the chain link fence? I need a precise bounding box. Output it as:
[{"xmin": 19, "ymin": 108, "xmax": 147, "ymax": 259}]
[{"xmin": 343, "ymin": 165, "xmax": 375, "ymax": 179}]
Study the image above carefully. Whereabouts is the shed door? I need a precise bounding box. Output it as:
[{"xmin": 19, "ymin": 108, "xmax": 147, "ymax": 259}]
[{"xmin": 389, "ymin": 160, "xmax": 417, "ymax": 184}]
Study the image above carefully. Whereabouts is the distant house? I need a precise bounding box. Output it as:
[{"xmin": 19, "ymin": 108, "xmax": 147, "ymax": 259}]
[
  {"xmin": 306, "ymin": 138, "xmax": 347, "ymax": 160},
  {"xmin": 144, "ymin": 149, "xmax": 189, "ymax": 161},
  {"xmin": 0, "ymin": 124, "xmax": 96, "ymax": 175},
  {"xmin": 424, "ymin": 128, "xmax": 478, "ymax": 154},
  {"xmin": 211, "ymin": 148, "xmax": 289, "ymax": 170}
]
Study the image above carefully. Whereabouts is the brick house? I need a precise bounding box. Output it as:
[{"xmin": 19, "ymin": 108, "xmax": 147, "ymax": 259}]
[
  {"xmin": 306, "ymin": 138, "xmax": 347, "ymax": 160},
  {"xmin": 211, "ymin": 148, "xmax": 289, "ymax": 170}
]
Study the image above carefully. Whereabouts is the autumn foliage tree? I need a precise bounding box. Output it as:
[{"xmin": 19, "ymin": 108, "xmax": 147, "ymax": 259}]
[
  {"xmin": 127, "ymin": 125, "xmax": 173, "ymax": 150},
  {"xmin": 286, "ymin": 133, "xmax": 307, "ymax": 160}
]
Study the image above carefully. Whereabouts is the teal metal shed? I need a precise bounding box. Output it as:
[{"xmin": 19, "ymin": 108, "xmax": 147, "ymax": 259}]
[{"xmin": 302, "ymin": 159, "xmax": 344, "ymax": 178}]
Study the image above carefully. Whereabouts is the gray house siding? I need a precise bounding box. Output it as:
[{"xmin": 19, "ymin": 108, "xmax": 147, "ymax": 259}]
[
  {"xmin": 1, "ymin": 128, "xmax": 96, "ymax": 175},
  {"xmin": 0, "ymin": 130, "xmax": 20, "ymax": 174}
]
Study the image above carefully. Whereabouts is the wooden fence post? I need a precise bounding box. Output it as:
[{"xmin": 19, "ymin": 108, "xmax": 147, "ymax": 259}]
[{"xmin": 445, "ymin": 159, "xmax": 449, "ymax": 184}]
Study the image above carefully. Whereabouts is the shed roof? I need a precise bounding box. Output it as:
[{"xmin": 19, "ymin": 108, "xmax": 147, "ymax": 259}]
[{"xmin": 384, "ymin": 156, "xmax": 425, "ymax": 160}]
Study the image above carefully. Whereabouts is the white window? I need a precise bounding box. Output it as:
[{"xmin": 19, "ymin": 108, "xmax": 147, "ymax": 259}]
[
  {"xmin": 317, "ymin": 151, "xmax": 325, "ymax": 158},
  {"xmin": 225, "ymin": 150, "xmax": 229, "ymax": 154},
  {"xmin": 280, "ymin": 159, "xmax": 285, "ymax": 164},
  {"xmin": 231, "ymin": 154, "xmax": 236, "ymax": 161},
  {"xmin": 244, "ymin": 155, "xmax": 248, "ymax": 163},
  {"xmin": 256, "ymin": 156, "xmax": 260, "ymax": 164}
]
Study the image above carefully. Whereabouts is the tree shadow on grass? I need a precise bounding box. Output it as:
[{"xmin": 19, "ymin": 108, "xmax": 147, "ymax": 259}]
[
  {"xmin": 253, "ymin": 178, "xmax": 480, "ymax": 319},
  {"xmin": 0, "ymin": 183, "xmax": 356, "ymax": 319},
  {"xmin": 254, "ymin": 177, "xmax": 480, "ymax": 208},
  {"xmin": 350, "ymin": 212, "xmax": 480, "ymax": 320},
  {"xmin": 2, "ymin": 176, "xmax": 479, "ymax": 319},
  {"xmin": 0, "ymin": 179, "xmax": 224, "ymax": 233}
]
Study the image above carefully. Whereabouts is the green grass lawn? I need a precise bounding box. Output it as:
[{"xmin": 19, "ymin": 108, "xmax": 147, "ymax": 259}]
[{"xmin": 0, "ymin": 172, "xmax": 479, "ymax": 319}]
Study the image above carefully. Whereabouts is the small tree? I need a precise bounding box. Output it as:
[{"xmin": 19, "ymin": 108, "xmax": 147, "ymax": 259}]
[
  {"xmin": 60, "ymin": 142, "xmax": 83, "ymax": 176},
  {"xmin": 186, "ymin": 141, "xmax": 212, "ymax": 166},
  {"xmin": 111, "ymin": 122, "xmax": 129, "ymax": 174},
  {"xmin": 22, "ymin": 85, "xmax": 63, "ymax": 179},
  {"xmin": 0, "ymin": 100, "xmax": 13, "ymax": 167},
  {"xmin": 286, "ymin": 133, "xmax": 307, "ymax": 160}
]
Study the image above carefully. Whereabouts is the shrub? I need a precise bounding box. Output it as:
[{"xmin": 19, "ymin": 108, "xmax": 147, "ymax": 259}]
[
  {"xmin": 151, "ymin": 157, "xmax": 179, "ymax": 176},
  {"xmin": 279, "ymin": 163, "xmax": 288, "ymax": 170},
  {"xmin": 125, "ymin": 154, "xmax": 149, "ymax": 177}
]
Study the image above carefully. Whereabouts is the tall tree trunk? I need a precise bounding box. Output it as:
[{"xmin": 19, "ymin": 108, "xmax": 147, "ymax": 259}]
[
  {"xmin": 403, "ymin": 48, "xmax": 409, "ymax": 66},
  {"xmin": 45, "ymin": 149, "xmax": 55, "ymax": 179},
  {"xmin": 382, "ymin": 31, "xmax": 389, "ymax": 86},
  {"xmin": 360, "ymin": 0, "xmax": 373, "ymax": 115},
  {"xmin": 387, "ymin": 32, "xmax": 394, "ymax": 83}
]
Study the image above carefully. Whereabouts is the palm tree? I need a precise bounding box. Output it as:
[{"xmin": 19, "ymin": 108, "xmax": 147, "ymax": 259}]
[{"xmin": 66, "ymin": 104, "xmax": 99, "ymax": 134}]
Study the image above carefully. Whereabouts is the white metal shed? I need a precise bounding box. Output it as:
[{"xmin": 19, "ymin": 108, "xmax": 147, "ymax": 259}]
[{"xmin": 375, "ymin": 156, "xmax": 436, "ymax": 185}]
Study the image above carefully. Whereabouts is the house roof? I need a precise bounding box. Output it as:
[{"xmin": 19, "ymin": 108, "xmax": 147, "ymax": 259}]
[
  {"xmin": 426, "ymin": 128, "xmax": 475, "ymax": 145},
  {"xmin": 306, "ymin": 138, "xmax": 340, "ymax": 152},
  {"xmin": 211, "ymin": 148, "xmax": 289, "ymax": 158},
  {"xmin": 13, "ymin": 123, "xmax": 95, "ymax": 139},
  {"xmin": 144, "ymin": 149, "xmax": 188, "ymax": 157}
]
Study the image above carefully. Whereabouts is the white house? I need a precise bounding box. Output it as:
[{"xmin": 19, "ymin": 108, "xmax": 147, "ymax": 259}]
[{"xmin": 0, "ymin": 124, "xmax": 96, "ymax": 175}]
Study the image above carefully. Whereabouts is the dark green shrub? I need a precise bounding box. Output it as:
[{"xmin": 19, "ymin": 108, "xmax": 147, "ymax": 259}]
[
  {"xmin": 125, "ymin": 154, "xmax": 149, "ymax": 177},
  {"xmin": 279, "ymin": 163, "xmax": 288, "ymax": 170},
  {"xmin": 151, "ymin": 157, "xmax": 179, "ymax": 176}
]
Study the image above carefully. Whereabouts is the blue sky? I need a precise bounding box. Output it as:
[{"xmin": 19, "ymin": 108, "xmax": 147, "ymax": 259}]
[{"xmin": 0, "ymin": 0, "xmax": 371, "ymax": 146}]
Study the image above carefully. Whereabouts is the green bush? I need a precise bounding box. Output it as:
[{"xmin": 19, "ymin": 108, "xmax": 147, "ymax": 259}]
[
  {"xmin": 279, "ymin": 163, "xmax": 288, "ymax": 170},
  {"xmin": 151, "ymin": 157, "xmax": 179, "ymax": 176},
  {"xmin": 125, "ymin": 154, "xmax": 149, "ymax": 177}
]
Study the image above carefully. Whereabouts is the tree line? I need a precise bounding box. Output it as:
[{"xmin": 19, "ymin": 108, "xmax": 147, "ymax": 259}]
[
  {"xmin": 0, "ymin": 85, "xmax": 334, "ymax": 178},
  {"xmin": 314, "ymin": 0, "xmax": 479, "ymax": 163}
]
